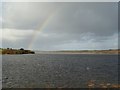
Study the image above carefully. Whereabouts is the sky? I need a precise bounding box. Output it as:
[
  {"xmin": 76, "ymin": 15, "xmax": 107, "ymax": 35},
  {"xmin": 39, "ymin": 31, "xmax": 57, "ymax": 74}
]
[
  {"xmin": 0, "ymin": 2, "xmax": 118, "ymax": 51},
  {"xmin": 1, "ymin": 0, "xmax": 120, "ymax": 2}
]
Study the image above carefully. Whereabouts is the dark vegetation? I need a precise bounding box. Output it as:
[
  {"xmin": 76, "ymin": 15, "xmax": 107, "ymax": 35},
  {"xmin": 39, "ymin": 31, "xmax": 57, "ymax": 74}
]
[{"xmin": 1, "ymin": 48, "xmax": 35, "ymax": 54}]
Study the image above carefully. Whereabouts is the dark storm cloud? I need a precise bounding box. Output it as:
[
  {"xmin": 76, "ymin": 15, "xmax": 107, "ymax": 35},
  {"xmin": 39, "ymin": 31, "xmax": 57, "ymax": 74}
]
[
  {"xmin": 43, "ymin": 2, "xmax": 118, "ymax": 37},
  {"xmin": 3, "ymin": 3, "xmax": 118, "ymax": 36}
]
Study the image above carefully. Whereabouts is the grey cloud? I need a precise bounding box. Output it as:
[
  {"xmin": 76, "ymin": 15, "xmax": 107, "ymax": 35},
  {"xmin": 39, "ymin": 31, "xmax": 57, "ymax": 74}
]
[
  {"xmin": 3, "ymin": 3, "xmax": 118, "ymax": 36},
  {"xmin": 2, "ymin": 2, "xmax": 118, "ymax": 50},
  {"xmin": 2, "ymin": 31, "xmax": 118, "ymax": 50},
  {"xmin": 2, "ymin": 2, "xmax": 62, "ymax": 29},
  {"xmin": 44, "ymin": 2, "xmax": 118, "ymax": 36}
]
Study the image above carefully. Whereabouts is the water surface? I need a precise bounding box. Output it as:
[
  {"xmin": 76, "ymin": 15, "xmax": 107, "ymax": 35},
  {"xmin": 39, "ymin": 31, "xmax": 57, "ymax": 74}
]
[{"xmin": 2, "ymin": 54, "xmax": 118, "ymax": 88}]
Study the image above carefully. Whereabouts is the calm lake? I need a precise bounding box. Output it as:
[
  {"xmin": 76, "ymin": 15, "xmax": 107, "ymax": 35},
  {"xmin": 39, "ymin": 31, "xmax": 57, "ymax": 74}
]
[{"xmin": 2, "ymin": 54, "xmax": 118, "ymax": 88}]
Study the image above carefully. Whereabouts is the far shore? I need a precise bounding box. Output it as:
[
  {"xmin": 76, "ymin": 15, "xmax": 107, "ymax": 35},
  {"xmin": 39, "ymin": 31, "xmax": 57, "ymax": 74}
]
[
  {"xmin": 35, "ymin": 49, "xmax": 119, "ymax": 55},
  {"xmin": 0, "ymin": 48, "xmax": 119, "ymax": 55}
]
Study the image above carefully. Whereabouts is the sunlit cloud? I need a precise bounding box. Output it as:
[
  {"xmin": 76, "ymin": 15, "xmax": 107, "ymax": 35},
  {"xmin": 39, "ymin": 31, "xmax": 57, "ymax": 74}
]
[{"xmin": 2, "ymin": 29, "xmax": 33, "ymax": 41}]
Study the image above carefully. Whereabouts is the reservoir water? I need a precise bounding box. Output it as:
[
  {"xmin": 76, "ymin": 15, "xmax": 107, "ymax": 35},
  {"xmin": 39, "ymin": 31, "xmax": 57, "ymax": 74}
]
[{"xmin": 2, "ymin": 54, "xmax": 118, "ymax": 88}]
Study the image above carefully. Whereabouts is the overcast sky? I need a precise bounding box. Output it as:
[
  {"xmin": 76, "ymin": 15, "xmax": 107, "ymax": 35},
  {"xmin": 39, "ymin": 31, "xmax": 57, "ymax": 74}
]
[{"xmin": 0, "ymin": 2, "xmax": 118, "ymax": 50}]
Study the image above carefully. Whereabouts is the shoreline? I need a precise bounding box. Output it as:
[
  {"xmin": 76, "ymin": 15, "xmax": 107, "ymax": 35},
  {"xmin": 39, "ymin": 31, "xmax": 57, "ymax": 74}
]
[
  {"xmin": 35, "ymin": 49, "xmax": 119, "ymax": 55},
  {"xmin": 1, "ymin": 49, "xmax": 119, "ymax": 55},
  {"xmin": 36, "ymin": 53, "xmax": 119, "ymax": 55}
]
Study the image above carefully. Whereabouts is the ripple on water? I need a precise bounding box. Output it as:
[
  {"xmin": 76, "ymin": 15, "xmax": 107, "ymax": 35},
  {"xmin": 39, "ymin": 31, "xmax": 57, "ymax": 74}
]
[{"xmin": 2, "ymin": 54, "xmax": 118, "ymax": 88}]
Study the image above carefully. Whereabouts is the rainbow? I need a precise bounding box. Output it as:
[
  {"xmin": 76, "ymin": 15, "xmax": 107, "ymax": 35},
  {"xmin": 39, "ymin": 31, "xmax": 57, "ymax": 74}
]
[{"xmin": 27, "ymin": 8, "xmax": 61, "ymax": 50}]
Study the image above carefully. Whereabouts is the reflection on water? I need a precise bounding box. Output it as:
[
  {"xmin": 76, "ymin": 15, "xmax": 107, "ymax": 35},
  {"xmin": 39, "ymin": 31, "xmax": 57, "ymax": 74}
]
[{"xmin": 2, "ymin": 54, "xmax": 118, "ymax": 88}]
